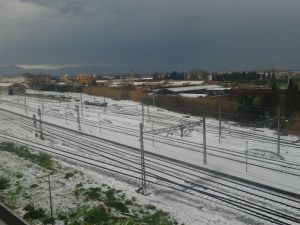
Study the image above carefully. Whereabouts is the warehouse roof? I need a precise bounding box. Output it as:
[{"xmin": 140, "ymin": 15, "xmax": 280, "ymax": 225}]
[
  {"xmin": 0, "ymin": 83, "xmax": 14, "ymax": 87},
  {"xmin": 157, "ymin": 85, "xmax": 230, "ymax": 93}
]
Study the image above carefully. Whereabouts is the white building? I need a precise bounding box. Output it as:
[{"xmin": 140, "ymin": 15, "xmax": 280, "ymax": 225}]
[{"xmin": 0, "ymin": 83, "xmax": 26, "ymax": 95}]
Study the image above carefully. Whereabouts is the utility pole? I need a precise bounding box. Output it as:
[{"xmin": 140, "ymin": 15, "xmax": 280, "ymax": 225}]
[
  {"xmin": 75, "ymin": 105, "xmax": 81, "ymax": 131},
  {"xmin": 139, "ymin": 122, "xmax": 146, "ymax": 194},
  {"xmin": 218, "ymin": 96, "xmax": 221, "ymax": 143},
  {"xmin": 47, "ymin": 175, "xmax": 54, "ymax": 225},
  {"xmin": 38, "ymin": 108, "xmax": 44, "ymax": 140},
  {"xmin": 180, "ymin": 122, "xmax": 184, "ymax": 138},
  {"xmin": 277, "ymin": 104, "xmax": 281, "ymax": 156},
  {"xmin": 203, "ymin": 115, "xmax": 207, "ymax": 165},
  {"xmin": 246, "ymin": 141, "xmax": 248, "ymax": 172}
]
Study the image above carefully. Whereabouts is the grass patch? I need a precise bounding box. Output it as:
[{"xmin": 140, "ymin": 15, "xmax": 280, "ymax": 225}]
[
  {"xmin": 64, "ymin": 172, "xmax": 77, "ymax": 180},
  {"xmin": 84, "ymin": 207, "xmax": 111, "ymax": 223},
  {"xmin": 83, "ymin": 187, "xmax": 102, "ymax": 201},
  {"xmin": 0, "ymin": 142, "xmax": 54, "ymax": 170},
  {"xmin": 15, "ymin": 172, "xmax": 23, "ymax": 179},
  {"xmin": 0, "ymin": 177, "xmax": 10, "ymax": 190}
]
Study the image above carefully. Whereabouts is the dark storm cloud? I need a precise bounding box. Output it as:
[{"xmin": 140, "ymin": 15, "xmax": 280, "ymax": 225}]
[
  {"xmin": 0, "ymin": 0, "xmax": 299, "ymax": 72},
  {"xmin": 18, "ymin": 0, "xmax": 87, "ymax": 15}
]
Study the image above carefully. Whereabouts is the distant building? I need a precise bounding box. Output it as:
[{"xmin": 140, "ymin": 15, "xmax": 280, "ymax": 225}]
[
  {"xmin": 156, "ymin": 85, "xmax": 230, "ymax": 96},
  {"xmin": 95, "ymin": 80, "xmax": 111, "ymax": 86},
  {"xmin": 59, "ymin": 74, "xmax": 71, "ymax": 82},
  {"xmin": 75, "ymin": 74, "xmax": 96, "ymax": 85},
  {"xmin": 0, "ymin": 83, "xmax": 26, "ymax": 95}
]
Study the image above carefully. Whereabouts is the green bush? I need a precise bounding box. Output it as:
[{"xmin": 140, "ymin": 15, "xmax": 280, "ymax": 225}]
[
  {"xmin": 16, "ymin": 173, "xmax": 23, "ymax": 179},
  {"xmin": 0, "ymin": 177, "xmax": 10, "ymax": 190},
  {"xmin": 105, "ymin": 200, "xmax": 129, "ymax": 213},
  {"xmin": 83, "ymin": 187, "xmax": 102, "ymax": 201},
  {"xmin": 84, "ymin": 207, "xmax": 111, "ymax": 224},
  {"xmin": 23, "ymin": 208, "xmax": 46, "ymax": 220},
  {"xmin": 64, "ymin": 172, "xmax": 76, "ymax": 180}
]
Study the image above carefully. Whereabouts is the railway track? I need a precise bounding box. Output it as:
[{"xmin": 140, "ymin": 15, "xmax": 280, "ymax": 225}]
[
  {"xmin": 1, "ymin": 105, "xmax": 300, "ymax": 178},
  {"xmin": 0, "ymin": 129, "xmax": 299, "ymax": 225}
]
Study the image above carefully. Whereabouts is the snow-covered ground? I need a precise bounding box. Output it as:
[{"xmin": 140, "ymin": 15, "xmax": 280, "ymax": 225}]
[{"xmin": 0, "ymin": 90, "xmax": 300, "ymax": 225}]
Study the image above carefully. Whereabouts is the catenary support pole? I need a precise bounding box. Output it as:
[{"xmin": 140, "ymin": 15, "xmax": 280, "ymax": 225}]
[
  {"xmin": 147, "ymin": 94, "xmax": 150, "ymax": 120},
  {"xmin": 24, "ymin": 94, "xmax": 27, "ymax": 115},
  {"xmin": 277, "ymin": 105, "xmax": 281, "ymax": 156},
  {"xmin": 38, "ymin": 108, "xmax": 44, "ymax": 140},
  {"xmin": 218, "ymin": 96, "xmax": 221, "ymax": 143},
  {"xmin": 203, "ymin": 115, "xmax": 207, "ymax": 165},
  {"xmin": 152, "ymin": 124, "xmax": 154, "ymax": 147},
  {"xmin": 139, "ymin": 122, "xmax": 146, "ymax": 194},
  {"xmin": 80, "ymin": 91, "xmax": 83, "ymax": 116},
  {"xmin": 75, "ymin": 105, "xmax": 81, "ymax": 131},
  {"xmin": 180, "ymin": 122, "xmax": 184, "ymax": 138},
  {"xmin": 99, "ymin": 112, "xmax": 102, "ymax": 133},
  {"xmin": 246, "ymin": 141, "xmax": 248, "ymax": 172},
  {"xmin": 65, "ymin": 108, "xmax": 68, "ymax": 125},
  {"xmin": 152, "ymin": 88, "xmax": 155, "ymax": 108},
  {"xmin": 33, "ymin": 114, "xmax": 38, "ymax": 137},
  {"xmin": 142, "ymin": 102, "xmax": 145, "ymax": 125}
]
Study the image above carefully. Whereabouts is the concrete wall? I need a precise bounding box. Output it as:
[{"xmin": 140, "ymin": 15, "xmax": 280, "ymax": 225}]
[{"xmin": 0, "ymin": 203, "xmax": 29, "ymax": 225}]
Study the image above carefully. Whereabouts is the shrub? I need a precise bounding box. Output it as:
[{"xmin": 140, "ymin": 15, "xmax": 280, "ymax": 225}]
[
  {"xmin": 83, "ymin": 187, "xmax": 102, "ymax": 201},
  {"xmin": 23, "ymin": 208, "xmax": 46, "ymax": 220},
  {"xmin": 64, "ymin": 172, "xmax": 76, "ymax": 180},
  {"xmin": 84, "ymin": 207, "xmax": 111, "ymax": 223},
  {"xmin": 105, "ymin": 200, "xmax": 129, "ymax": 213},
  {"xmin": 0, "ymin": 177, "xmax": 10, "ymax": 190},
  {"xmin": 16, "ymin": 173, "xmax": 23, "ymax": 179}
]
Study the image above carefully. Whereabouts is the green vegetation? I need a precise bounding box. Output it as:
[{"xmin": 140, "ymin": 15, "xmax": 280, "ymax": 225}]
[
  {"xmin": 0, "ymin": 177, "xmax": 10, "ymax": 190},
  {"xmin": 0, "ymin": 143, "xmax": 176, "ymax": 225},
  {"xmin": 64, "ymin": 172, "xmax": 77, "ymax": 180},
  {"xmin": 23, "ymin": 205, "xmax": 53, "ymax": 224},
  {"xmin": 0, "ymin": 142, "xmax": 54, "ymax": 170},
  {"xmin": 70, "ymin": 186, "xmax": 175, "ymax": 225}
]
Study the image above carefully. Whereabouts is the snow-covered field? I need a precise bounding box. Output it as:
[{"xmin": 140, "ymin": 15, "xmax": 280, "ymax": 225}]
[{"xmin": 0, "ymin": 90, "xmax": 300, "ymax": 225}]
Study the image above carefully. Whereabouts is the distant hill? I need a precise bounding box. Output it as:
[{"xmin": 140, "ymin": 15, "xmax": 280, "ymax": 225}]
[{"xmin": 0, "ymin": 64, "xmax": 129, "ymax": 76}]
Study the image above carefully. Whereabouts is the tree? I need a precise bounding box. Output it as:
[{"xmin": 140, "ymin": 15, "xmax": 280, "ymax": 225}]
[{"xmin": 285, "ymin": 78, "xmax": 299, "ymax": 116}]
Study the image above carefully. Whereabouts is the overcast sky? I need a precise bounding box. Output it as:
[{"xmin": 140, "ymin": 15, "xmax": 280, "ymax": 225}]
[{"xmin": 0, "ymin": 0, "xmax": 299, "ymax": 72}]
